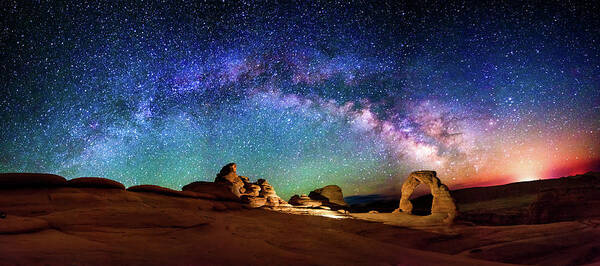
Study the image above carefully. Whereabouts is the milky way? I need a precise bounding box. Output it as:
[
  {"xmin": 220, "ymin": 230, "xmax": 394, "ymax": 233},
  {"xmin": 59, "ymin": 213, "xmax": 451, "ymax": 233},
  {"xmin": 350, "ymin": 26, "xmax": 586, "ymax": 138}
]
[{"xmin": 1, "ymin": 1, "xmax": 599, "ymax": 198}]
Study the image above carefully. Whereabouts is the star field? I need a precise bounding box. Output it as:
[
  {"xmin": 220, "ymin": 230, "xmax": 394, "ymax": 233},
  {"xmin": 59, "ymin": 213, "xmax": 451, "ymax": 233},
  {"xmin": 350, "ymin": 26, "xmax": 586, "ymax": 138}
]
[{"xmin": 1, "ymin": 1, "xmax": 599, "ymax": 198}]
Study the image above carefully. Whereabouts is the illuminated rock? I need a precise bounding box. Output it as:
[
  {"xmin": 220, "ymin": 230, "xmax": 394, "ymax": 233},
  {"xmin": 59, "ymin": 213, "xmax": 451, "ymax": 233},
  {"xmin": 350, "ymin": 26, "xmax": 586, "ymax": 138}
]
[
  {"xmin": 289, "ymin": 194, "xmax": 323, "ymax": 207},
  {"xmin": 393, "ymin": 171, "xmax": 457, "ymax": 224},
  {"xmin": 351, "ymin": 171, "xmax": 457, "ymax": 227},
  {"xmin": 289, "ymin": 184, "xmax": 348, "ymax": 210},
  {"xmin": 255, "ymin": 179, "xmax": 287, "ymax": 207},
  {"xmin": 337, "ymin": 209, "xmax": 349, "ymax": 214},
  {"xmin": 238, "ymin": 175, "xmax": 250, "ymax": 183},
  {"xmin": 183, "ymin": 163, "xmax": 288, "ymax": 208},
  {"xmin": 241, "ymin": 195, "xmax": 267, "ymax": 208},
  {"xmin": 214, "ymin": 163, "xmax": 245, "ymax": 197},
  {"xmin": 243, "ymin": 183, "xmax": 261, "ymax": 197},
  {"xmin": 308, "ymin": 185, "xmax": 348, "ymax": 209},
  {"xmin": 257, "ymin": 179, "xmax": 276, "ymax": 197}
]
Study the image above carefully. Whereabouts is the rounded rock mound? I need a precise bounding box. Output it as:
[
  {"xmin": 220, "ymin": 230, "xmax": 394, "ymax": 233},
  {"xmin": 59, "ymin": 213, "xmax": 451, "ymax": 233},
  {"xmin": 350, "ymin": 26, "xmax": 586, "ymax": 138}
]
[
  {"xmin": 182, "ymin": 181, "xmax": 239, "ymax": 201},
  {"xmin": 289, "ymin": 194, "xmax": 322, "ymax": 207},
  {"xmin": 67, "ymin": 177, "xmax": 125, "ymax": 190},
  {"xmin": 309, "ymin": 185, "xmax": 348, "ymax": 209},
  {"xmin": 127, "ymin": 185, "xmax": 216, "ymax": 199},
  {"xmin": 0, "ymin": 173, "xmax": 66, "ymax": 188}
]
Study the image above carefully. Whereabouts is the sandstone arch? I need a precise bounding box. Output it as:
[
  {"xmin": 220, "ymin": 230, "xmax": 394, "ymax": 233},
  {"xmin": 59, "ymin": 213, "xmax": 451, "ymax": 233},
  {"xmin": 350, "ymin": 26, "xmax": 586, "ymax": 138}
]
[{"xmin": 393, "ymin": 171, "xmax": 457, "ymax": 224}]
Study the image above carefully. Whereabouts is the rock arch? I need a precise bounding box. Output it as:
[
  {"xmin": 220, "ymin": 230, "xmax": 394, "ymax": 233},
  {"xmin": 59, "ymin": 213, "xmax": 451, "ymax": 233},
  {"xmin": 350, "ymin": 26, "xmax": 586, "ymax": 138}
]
[{"xmin": 393, "ymin": 171, "xmax": 457, "ymax": 224}]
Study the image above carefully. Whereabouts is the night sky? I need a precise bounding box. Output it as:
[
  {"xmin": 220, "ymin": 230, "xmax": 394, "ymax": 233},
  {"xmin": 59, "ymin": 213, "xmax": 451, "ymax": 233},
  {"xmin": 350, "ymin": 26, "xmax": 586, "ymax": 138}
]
[{"xmin": 1, "ymin": 1, "xmax": 599, "ymax": 198}]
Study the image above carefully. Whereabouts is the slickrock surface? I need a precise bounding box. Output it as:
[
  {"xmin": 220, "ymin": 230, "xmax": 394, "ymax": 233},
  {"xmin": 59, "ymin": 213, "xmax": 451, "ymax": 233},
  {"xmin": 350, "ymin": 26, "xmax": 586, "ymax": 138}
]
[
  {"xmin": 0, "ymin": 173, "xmax": 66, "ymax": 188},
  {"xmin": 0, "ymin": 174, "xmax": 599, "ymax": 265},
  {"xmin": 182, "ymin": 181, "xmax": 240, "ymax": 201},
  {"xmin": 67, "ymin": 177, "xmax": 126, "ymax": 190},
  {"xmin": 127, "ymin": 184, "xmax": 217, "ymax": 199}
]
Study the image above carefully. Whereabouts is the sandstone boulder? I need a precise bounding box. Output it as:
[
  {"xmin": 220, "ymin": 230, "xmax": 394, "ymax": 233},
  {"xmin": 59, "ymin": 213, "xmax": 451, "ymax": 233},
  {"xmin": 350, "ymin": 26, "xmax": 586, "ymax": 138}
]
[
  {"xmin": 243, "ymin": 183, "xmax": 261, "ymax": 197},
  {"xmin": 241, "ymin": 195, "xmax": 267, "ymax": 208},
  {"xmin": 257, "ymin": 179, "xmax": 276, "ymax": 197},
  {"xmin": 393, "ymin": 171, "xmax": 457, "ymax": 224},
  {"xmin": 289, "ymin": 194, "xmax": 322, "ymax": 207},
  {"xmin": 0, "ymin": 173, "xmax": 66, "ymax": 188},
  {"xmin": 183, "ymin": 163, "xmax": 287, "ymax": 208},
  {"xmin": 309, "ymin": 185, "xmax": 348, "ymax": 209},
  {"xmin": 255, "ymin": 179, "xmax": 287, "ymax": 207},
  {"xmin": 67, "ymin": 177, "xmax": 125, "ymax": 190},
  {"xmin": 238, "ymin": 175, "xmax": 250, "ymax": 183},
  {"xmin": 337, "ymin": 209, "xmax": 349, "ymax": 214},
  {"xmin": 214, "ymin": 163, "xmax": 245, "ymax": 197}
]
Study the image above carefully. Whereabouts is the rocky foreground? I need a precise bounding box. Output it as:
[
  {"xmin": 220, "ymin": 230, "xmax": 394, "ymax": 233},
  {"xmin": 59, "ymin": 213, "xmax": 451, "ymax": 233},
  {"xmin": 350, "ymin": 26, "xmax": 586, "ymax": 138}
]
[{"xmin": 0, "ymin": 171, "xmax": 599, "ymax": 265}]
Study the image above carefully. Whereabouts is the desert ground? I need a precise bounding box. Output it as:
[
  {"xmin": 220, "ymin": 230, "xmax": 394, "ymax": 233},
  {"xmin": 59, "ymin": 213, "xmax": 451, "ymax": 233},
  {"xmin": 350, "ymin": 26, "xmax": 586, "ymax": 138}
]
[{"xmin": 0, "ymin": 173, "xmax": 599, "ymax": 265}]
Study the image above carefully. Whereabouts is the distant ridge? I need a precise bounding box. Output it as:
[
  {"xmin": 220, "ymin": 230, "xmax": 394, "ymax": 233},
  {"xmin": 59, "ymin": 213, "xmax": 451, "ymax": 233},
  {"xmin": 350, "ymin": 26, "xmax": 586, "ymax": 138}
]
[
  {"xmin": 347, "ymin": 172, "xmax": 600, "ymax": 224},
  {"xmin": 447, "ymin": 171, "xmax": 599, "ymax": 204}
]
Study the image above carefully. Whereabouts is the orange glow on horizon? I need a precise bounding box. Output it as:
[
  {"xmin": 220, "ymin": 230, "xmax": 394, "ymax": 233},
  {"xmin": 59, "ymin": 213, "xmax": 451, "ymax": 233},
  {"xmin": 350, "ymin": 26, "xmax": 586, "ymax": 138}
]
[
  {"xmin": 451, "ymin": 158, "xmax": 600, "ymax": 190},
  {"xmin": 440, "ymin": 127, "xmax": 599, "ymax": 190}
]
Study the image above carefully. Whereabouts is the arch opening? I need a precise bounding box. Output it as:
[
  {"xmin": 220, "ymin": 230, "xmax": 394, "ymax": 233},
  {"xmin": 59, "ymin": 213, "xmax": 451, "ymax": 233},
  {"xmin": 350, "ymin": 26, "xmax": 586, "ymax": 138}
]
[{"xmin": 393, "ymin": 171, "xmax": 458, "ymax": 223}]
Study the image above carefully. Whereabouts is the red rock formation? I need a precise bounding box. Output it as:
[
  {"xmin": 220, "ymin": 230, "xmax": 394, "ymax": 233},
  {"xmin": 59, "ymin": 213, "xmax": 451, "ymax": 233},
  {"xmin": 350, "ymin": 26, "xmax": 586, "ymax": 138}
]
[
  {"xmin": 451, "ymin": 172, "xmax": 600, "ymax": 205},
  {"xmin": 0, "ymin": 216, "xmax": 50, "ymax": 234},
  {"xmin": 393, "ymin": 171, "xmax": 457, "ymax": 224},
  {"xmin": 0, "ymin": 173, "xmax": 66, "ymax": 188},
  {"xmin": 308, "ymin": 185, "xmax": 348, "ymax": 209},
  {"xmin": 256, "ymin": 179, "xmax": 288, "ymax": 207},
  {"xmin": 0, "ymin": 171, "xmax": 599, "ymax": 265},
  {"xmin": 67, "ymin": 177, "xmax": 125, "ymax": 190},
  {"xmin": 241, "ymin": 195, "xmax": 267, "ymax": 208},
  {"xmin": 243, "ymin": 183, "xmax": 261, "ymax": 197},
  {"xmin": 289, "ymin": 194, "xmax": 323, "ymax": 207},
  {"xmin": 528, "ymin": 185, "xmax": 600, "ymax": 224},
  {"xmin": 127, "ymin": 185, "xmax": 216, "ymax": 200},
  {"xmin": 214, "ymin": 163, "xmax": 246, "ymax": 197},
  {"xmin": 182, "ymin": 163, "xmax": 288, "ymax": 208},
  {"xmin": 182, "ymin": 181, "xmax": 239, "ymax": 201}
]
